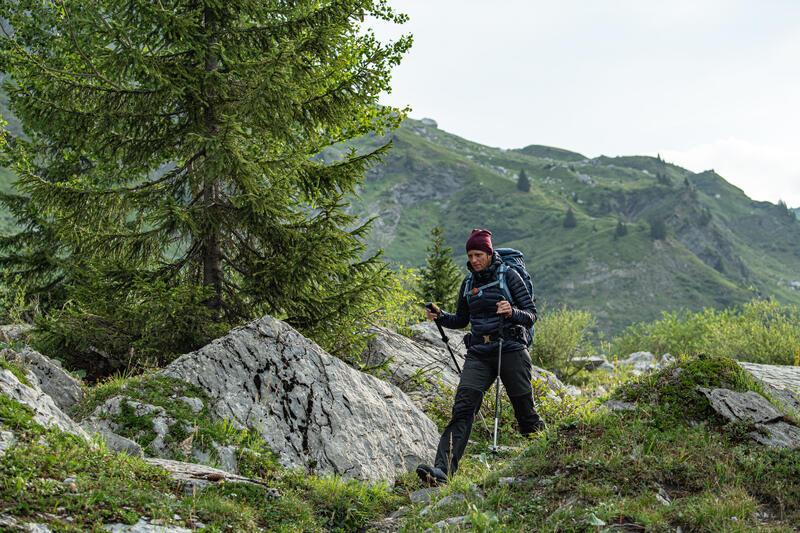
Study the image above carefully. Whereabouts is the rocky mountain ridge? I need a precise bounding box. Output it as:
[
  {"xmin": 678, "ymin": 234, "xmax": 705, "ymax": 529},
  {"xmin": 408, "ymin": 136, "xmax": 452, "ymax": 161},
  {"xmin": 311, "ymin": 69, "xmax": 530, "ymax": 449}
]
[{"xmin": 344, "ymin": 118, "xmax": 800, "ymax": 334}]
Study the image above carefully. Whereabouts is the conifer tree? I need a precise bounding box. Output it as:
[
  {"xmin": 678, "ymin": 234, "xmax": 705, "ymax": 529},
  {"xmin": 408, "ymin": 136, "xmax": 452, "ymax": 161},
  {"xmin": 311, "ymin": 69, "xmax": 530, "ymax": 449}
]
[
  {"xmin": 615, "ymin": 220, "xmax": 628, "ymax": 238},
  {"xmin": 563, "ymin": 207, "xmax": 577, "ymax": 228},
  {"xmin": 517, "ymin": 168, "xmax": 530, "ymax": 192},
  {"xmin": 650, "ymin": 217, "xmax": 667, "ymax": 240},
  {"xmin": 0, "ymin": 1, "xmax": 411, "ymax": 364},
  {"xmin": 418, "ymin": 226, "xmax": 462, "ymax": 310}
]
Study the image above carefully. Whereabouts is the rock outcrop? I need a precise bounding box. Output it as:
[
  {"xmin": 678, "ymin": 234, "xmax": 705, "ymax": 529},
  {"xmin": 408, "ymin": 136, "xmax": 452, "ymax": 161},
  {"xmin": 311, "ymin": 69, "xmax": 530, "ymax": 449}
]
[
  {"xmin": 738, "ymin": 361, "xmax": 800, "ymax": 414},
  {"xmin": 162, "ymin": 316, "xmax": 438, "ymax": 483},
  {"xmin": 700, "ymin": 388, "xmax": 800, "ymax": 448},
  {"xmin": 2, "ymin": 348, "xmax": 84, "ymax": 412},
  {"xmin": 0, "ymin": 323, "xmax": 32, "ymax": 342},
  {"xmin": 363, "ymin": 322, "xmax": 577, "ymax": 406},
  {"xmin": 0, "ymin": 366, "xmax": 87, "ymax": 440}
]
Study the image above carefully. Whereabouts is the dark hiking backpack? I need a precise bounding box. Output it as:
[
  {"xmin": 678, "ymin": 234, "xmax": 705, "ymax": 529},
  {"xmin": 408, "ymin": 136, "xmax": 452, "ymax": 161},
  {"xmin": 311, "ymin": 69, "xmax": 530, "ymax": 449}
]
[{"xmin": 463, "ymin": 248, "xmax": 536, "ymax": 344}]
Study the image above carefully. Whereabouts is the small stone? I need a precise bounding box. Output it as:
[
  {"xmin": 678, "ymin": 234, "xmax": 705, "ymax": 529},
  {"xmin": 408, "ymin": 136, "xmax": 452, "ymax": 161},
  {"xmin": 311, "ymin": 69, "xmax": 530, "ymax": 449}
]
[
  {"xmin": 179, "ymin": 397, "xmax": 204, "ymax": 414},
  {"xmin": 409, "ymin": 486, "xmax": 439, "ymax": 505},
  {"xmin": 389, "ymin": 506, "xmax": 410, "ymax": 519}
]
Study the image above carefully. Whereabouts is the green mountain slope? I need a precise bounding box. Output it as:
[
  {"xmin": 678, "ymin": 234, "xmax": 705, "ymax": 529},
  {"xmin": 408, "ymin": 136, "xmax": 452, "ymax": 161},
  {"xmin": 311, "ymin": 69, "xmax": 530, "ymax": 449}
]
[{"xmin": 348, "ymin": 118, "xmax": 800, "ymax": 334}]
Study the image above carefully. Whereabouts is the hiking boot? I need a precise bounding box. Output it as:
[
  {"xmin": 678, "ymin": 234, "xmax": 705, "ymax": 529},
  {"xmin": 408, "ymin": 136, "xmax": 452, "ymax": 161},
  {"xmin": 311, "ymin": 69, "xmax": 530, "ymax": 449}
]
[{"xmin": 416, "ymin": 464, "xmax": 448, "ymax": 486}]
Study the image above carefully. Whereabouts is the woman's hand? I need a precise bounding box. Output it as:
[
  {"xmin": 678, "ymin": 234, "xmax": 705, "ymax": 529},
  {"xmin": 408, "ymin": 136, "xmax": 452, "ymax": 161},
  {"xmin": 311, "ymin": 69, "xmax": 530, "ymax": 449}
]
[
  {"xmin": 496, "ymin": 300, "xmax": 512, "ymax": 317},
  {"xmin": 425, "ymin": 303, "xmax": 441, "ymax": 321}
]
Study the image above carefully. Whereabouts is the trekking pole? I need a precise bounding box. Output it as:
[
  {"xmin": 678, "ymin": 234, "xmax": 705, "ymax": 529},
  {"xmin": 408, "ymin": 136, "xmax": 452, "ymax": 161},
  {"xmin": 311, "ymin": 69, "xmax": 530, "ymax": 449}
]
[
  {"xmin": 491, "ymin": 303, "xmax": 506, "ymax": 456},
  {"xmin": 425, "ymin": 302, "xmax": 462, "ymax": 374}
]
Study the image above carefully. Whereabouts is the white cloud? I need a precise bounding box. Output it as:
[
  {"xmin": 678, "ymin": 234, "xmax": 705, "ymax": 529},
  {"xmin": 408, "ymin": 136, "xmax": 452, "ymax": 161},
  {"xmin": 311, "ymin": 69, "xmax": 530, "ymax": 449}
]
[{"xmin": 659, "ymin": 139, "xmax": 800, "ymax": 207}]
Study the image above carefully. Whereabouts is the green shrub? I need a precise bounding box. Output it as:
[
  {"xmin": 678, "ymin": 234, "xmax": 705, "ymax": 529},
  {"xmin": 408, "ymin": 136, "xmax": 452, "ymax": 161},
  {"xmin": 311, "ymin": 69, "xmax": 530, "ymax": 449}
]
[
  {"xmin": 613, "ymin": 298, "xmax": 800, "ymax": 365},
  {"xmin": 704, "ymin": 299, "xmax": 800, "ymax": 365},
  {"xmin": 531, "ymin": 306, "xmax": 597, "ymax": 378}
]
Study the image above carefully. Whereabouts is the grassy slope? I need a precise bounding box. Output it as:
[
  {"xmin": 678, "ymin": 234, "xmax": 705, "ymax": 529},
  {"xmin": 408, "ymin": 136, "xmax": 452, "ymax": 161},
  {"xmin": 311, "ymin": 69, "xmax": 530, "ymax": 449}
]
[
  {"xmin": 6, "ymin": 354, "xmax": 797, "ymax": 532},
  {"xmin": 352, "ymin": 119, "xmax": 800, "ymax": 335},
  {"xmin": 399, "ymin": 356, "xmax": 800, "ymax": 532}
]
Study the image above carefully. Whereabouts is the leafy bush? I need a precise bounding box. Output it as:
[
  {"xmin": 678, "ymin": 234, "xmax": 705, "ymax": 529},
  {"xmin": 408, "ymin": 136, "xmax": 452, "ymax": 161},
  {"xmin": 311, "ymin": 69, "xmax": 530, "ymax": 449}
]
[
  {"xmin": 316, "ymin": 266, "xmax": 423, "ymax": 365},
  {"xmin": 613, "ymin": 298, "xmax": 800, "ymax": 365},
  {"xmin": 531, "ymin": 306, "xmax": 597, "ymax": 377}
]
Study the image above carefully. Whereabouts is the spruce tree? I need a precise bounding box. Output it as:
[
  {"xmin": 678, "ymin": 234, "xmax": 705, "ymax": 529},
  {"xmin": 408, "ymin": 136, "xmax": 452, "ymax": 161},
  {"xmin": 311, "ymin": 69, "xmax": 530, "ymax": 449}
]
[
  {"xmin": 517, "ymin": 168, "xmax": 530, "ymax": 192},
  {"xmin": 615, "ymin": 220, "xmax": 628, "ymax": 238},
  {"xmin": 418, "ymin": 226, "xmax": 462, "ymax": 310},
  {"xmin": 563, "ymin": 207, "xmax": 577, "ymax": 228},
  {"xmin": 650, "ymin": 217, "xmax": 667, "ymax": 240},
  {"xmin": 0, "ymin": 1, "xmax": 411, "ymax": 365}
]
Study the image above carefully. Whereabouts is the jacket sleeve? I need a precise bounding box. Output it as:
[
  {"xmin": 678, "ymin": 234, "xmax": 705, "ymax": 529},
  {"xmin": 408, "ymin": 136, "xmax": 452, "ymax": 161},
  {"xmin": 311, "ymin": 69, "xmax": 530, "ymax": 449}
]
[
  {"xmin": 506, "ymin": 269, "xmax": 537, "ymax": 326},
  {"xmin": 438, "ymin": 278, "xmax": 470, "ymax": 330}
]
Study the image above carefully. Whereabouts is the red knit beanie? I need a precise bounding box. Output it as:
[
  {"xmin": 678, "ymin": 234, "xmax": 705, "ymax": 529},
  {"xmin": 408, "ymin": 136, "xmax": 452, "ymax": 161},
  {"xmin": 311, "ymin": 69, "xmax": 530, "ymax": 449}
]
[{"xmin": 465, "ymin": 229, "xmax": 493, "ymax": 255}]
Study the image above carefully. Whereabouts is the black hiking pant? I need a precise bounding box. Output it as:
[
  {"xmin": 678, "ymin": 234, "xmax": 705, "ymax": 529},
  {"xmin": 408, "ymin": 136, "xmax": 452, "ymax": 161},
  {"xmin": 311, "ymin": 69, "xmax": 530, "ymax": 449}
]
[{"xmin": 434, "ymin": 347, "xmax": 543, "ymax": 475}]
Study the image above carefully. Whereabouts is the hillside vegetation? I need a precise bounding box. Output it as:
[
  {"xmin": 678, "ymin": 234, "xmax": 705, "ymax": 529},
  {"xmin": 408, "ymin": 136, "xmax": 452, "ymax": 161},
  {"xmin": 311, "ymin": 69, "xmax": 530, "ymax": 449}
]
[{"xmin": 344, "ymin": 118, "xmax": 800, "ymax": 335}]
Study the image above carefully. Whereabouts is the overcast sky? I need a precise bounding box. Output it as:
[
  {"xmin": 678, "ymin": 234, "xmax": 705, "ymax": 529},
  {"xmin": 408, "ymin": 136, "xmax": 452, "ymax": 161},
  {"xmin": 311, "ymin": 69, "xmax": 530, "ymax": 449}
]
[{"xmin": 372, "ymin": 1, "xmax": 800, "ymax": 207}]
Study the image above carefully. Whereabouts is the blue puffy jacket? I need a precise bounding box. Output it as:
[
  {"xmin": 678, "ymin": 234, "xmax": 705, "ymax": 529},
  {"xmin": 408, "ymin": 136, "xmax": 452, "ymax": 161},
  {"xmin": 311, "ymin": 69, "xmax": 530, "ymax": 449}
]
[{"xmin": 437, "ymin": 251, "xmax": 537, "ymax": 356}]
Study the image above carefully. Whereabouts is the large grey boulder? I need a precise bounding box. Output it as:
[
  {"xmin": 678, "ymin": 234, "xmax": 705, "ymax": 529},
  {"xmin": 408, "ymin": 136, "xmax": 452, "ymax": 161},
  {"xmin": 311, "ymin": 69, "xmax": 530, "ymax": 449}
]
[
  {"xmin": 162, "ymin": 316, "xmax": 438, "ymax": 483},
  {"xmin": 0, "ymin": 366, "xmax": 88, "ymax": 440},
  {"xmin": 2, "ymin": 348, "xmax": 85, "ymax": 412}
]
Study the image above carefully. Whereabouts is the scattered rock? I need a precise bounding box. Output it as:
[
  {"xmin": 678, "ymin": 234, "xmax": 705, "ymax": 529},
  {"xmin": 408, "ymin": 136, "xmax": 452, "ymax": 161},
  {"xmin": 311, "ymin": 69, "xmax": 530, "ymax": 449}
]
[
  {"xmin": 622, "ymin": 351, "xmax": 657, "ymax": 375},
  {"xmin": 389, "ymin": 506, "xmax": 410, "ymax": 519},
  {"xmin": 0, "ymin": 367, "xmax": 88, "ymax": 440},
  {"xmin": 498, "ymin": 476, "xmax": 524, "ymax": 487},
  {"xmin": 0, "ymin": 324, "xmax": 33, "ymax": 343},
  {"xmin": 0, "ymin": 430, "xmax": 16, "ymax": 457},
  {"xmin": 179, "ymin": 396, "xmax": 204, "ymax": 414},
  {"xmin": 420, "ymin": 118, "xmax": 438, "ymax": 128},
  {"xmin": 145, "ymin": 457, "xmax": 271, "ymax": 492},
  {"xmin": 428, "ymin": 515, "xmax": 469, "ymax": 531},
  {"xmin": 2, "ymin": 348, "xmax": 85, "ymax": 412},
  {"xmin": 420, "ymin": 493, "xmax": 466, "ymax": 516},
  {"xmin": 600, "ymin": 399, "xmax": 637, "ymax": 413},
  {"xmin": 162, "ymin": 316, "xmax": 438, "ymax": 483},
  {"xmin": 211, "ymin": 442, "xmax": 238, "ymax": 474},
  {"xmin": 749, "ymin": 421, "xmax": 800, "ymax": 448},
  {"xmin": 80, "ymin": 419, "xmax": 143, "ymax": 457},
  {"xmin": 82, "ymin": 397, "xmax": 175, "ymax": 457},
  {"xmin": 570, "ymin": 356, "xmax": 608, "ymax": 371},
  {"xmin": 700, "ymin": 388, "xmax": 800, "ymax": 448},
  {"xmin": 699, "ymin": 389, "xmax": 783, "ymax": 424},
  {"xmin": 409, "ymin": 486, "xmax": 440, "ymax": 505},
  {"xmin": 599, "ymin": 362, "xmax": 616, "ymax": 373},
  {"xmin": 104, "ymin": 518, "xmax": 192, "ymax": 533}
]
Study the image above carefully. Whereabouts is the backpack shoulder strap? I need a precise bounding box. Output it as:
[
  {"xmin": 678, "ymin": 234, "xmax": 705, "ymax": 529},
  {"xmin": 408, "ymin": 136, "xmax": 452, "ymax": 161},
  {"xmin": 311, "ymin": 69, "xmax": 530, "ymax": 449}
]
[{"xmin": 497, "ymin": 264, "xmax": 513, "ymax": 303}]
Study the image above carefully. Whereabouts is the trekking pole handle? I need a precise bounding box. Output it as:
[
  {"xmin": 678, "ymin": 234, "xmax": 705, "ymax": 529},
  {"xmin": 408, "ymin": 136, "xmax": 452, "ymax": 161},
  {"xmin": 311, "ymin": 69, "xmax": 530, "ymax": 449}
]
[{"xmin": 424, "ymin": 302, "xmax": 441, "ymax": 318}]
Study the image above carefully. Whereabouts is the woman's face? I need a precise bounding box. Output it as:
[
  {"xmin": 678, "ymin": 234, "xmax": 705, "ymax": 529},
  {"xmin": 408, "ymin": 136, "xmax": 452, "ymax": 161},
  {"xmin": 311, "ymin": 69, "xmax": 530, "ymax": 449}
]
[{"xmin": 467, "ymin": 250, "xmax": 491, "ymax": 272}]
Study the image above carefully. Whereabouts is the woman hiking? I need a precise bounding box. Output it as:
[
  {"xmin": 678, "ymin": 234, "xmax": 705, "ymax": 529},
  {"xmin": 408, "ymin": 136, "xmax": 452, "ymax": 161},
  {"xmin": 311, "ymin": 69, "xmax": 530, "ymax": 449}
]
[{"xmin": 417, "ymin": 229, "xmax": 545, "ymax": 486}]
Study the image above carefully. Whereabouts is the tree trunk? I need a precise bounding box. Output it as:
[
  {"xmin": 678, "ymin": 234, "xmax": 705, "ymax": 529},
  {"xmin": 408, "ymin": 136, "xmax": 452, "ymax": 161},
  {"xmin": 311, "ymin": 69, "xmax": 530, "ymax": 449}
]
[{"xmin": 202, "ymin": 7, "xmax": 223, "ymax": 319}]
